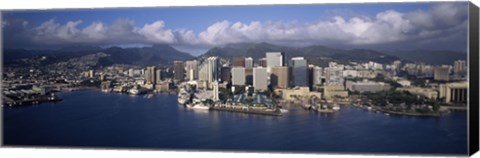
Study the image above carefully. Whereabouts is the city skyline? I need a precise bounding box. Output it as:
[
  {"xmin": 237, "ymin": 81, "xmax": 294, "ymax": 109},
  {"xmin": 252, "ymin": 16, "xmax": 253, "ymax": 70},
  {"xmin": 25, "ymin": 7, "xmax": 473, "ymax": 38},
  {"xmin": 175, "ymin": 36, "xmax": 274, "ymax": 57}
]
[{"xmin": 2, "ymin": 2, "xmax": 468, "ymax": 55}]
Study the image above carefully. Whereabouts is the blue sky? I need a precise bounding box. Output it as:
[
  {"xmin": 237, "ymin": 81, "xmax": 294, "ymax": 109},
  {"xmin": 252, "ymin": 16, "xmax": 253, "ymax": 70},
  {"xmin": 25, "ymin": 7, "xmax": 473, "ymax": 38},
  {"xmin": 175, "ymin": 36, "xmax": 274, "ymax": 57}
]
[
  {"xmin": 9, "ymin": 3, "xmax": 434, "ymax": 32},
  {"xmin": 2, "ymin": 2, "xmax": 469, "ymax": 55}
]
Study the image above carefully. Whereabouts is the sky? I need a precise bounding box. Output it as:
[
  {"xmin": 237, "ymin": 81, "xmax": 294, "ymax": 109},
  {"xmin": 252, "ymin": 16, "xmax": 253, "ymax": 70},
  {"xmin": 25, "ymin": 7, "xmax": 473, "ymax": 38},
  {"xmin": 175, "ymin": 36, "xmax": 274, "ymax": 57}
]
[{"xmin": 1, "ymin": 2, "xmax": 469, "ymax": 55}]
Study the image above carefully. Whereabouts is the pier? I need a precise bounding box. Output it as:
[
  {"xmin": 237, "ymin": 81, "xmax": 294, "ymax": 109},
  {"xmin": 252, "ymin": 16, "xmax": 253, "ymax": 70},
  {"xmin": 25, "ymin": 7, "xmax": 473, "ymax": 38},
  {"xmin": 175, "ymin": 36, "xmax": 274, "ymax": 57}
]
[{"xmin": 210, "ymin": 106, "xmax": 283, "ymax": 116}]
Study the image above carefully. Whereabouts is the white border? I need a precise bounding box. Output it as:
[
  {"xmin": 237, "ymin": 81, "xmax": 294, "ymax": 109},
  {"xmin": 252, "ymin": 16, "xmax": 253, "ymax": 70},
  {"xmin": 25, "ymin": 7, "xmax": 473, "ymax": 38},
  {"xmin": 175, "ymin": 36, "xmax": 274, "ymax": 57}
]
[{"xmin": 0, "ymin": 0, "xmax": 478, "ymax": 158}]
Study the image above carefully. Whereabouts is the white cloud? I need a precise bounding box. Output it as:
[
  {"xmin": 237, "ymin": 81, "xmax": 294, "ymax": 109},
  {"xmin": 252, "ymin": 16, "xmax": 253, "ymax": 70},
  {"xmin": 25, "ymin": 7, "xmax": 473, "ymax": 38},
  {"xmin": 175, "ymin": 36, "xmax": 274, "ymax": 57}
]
[{"xmin": 3, "ymin": 2, "xmax": 468, "ymax": 52}]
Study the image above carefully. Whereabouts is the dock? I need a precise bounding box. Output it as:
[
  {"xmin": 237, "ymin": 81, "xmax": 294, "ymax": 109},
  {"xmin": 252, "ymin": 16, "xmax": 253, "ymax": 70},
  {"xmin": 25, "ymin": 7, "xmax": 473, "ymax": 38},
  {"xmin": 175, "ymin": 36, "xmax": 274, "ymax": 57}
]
[{"xmin": 210, "ymin": 106, "xmax": 283, "ymax": 116}]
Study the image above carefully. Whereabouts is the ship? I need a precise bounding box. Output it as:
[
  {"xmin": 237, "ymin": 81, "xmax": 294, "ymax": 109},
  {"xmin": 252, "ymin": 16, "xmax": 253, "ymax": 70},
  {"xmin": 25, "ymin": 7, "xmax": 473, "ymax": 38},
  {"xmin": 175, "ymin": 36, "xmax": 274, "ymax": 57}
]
[
  {"xmin": 128, "ymin": 86, "xmax": 148, "ymax": 95},
  {"xmin": 187, "ymin": 103, "xmax": 210, "ymax": 110}
]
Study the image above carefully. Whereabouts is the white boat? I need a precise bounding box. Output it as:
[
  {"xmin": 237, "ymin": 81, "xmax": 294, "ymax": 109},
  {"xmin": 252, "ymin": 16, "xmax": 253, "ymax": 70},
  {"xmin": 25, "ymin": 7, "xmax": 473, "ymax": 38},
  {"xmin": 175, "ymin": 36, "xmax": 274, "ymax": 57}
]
[
  {"xmin": 128, "ymin": 86, "xmax": 148, "ymax": 95},
  {"xmin": 332, "ymin": 104, "xmax": 341, "ymax": 111},
  {"xmin": 280, "ymin": 109, "xmax": 289, "ymax": 113},
  {"xmin": 189, "ymin": 103, "xmax": 210, "ymax": 110}
]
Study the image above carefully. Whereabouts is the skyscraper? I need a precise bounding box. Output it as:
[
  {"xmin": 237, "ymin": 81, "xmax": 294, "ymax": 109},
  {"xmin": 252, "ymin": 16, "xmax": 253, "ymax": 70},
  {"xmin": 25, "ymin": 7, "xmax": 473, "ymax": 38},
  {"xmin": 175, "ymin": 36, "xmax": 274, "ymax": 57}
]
[
  {"xmin": 258, "ymin": 58, "xmax": 267, "ymax": 67},
  {"xmin": 197, "ymin": 57, "xmax": 219, "ymax": 89},
  {"xmin": 266, "ymin": 52, "xmax": 285, "ymax": 72},
  {"xmin": 232, "ymin": 57, "xmax": 246, "ymax": 67},
  {"xmin": 312, "ymin": 66, "xmax": 323, "ymax": 86},
  {"xmin": 156, "ymin": 69, "xmax": 162, "ymax": 83},
  {"xmin": 290, "ymin": 57, "xmax": 308, "ymax": 87},
  {"xmin": 185, "ymin": 60, "xmax": 198, "ymax": 81},
  {"xmin": 453, "ymin": 60, "xmax": 466, "ymax": 75},
  {"xmin": 145, "ymin": 66, "xmax": 156, "ymax": 84},
  {"xmin": 326, "ymin": 62, "xmax": 345, "ymax": 85},
  {"xmin": 207, "ymin": 57, "xmax": 219, "ymax": 83},
  {"xmin": 213, "ymin": 81, "xmax": 219, "ymax": 101},
  {"xmin": 270, "ymin": 66, "xmax": 289, "ymax": 89},
  {"xmin": 173, "ymin": 61, "xmax": 185, "ymax": 82},
  {"xmin": 245, "ymin": 57, "xmax": 253, "ymax": 68},
  {"xmin": 231, "ymin": 67, "xmax": 246, "ymax": 86},
  {"xmin": 253, "ymin": 67, "xmax": 268, "ymax": 91},
  {"xmin": 221, "ymin": 66, "xmax": 231, "ymax": 83}
]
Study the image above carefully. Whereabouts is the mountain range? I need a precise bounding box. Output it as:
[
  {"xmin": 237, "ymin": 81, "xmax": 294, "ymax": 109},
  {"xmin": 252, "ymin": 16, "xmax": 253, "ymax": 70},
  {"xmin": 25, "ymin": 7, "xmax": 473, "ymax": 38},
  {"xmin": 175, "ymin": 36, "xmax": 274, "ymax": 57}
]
[
  {"xmin": 3, "ymin": 42, "xmax": 466, "ymax": 67},
  {"xmin": 4, "ymin": 44, "xmax": 194, "ymax": 67}
]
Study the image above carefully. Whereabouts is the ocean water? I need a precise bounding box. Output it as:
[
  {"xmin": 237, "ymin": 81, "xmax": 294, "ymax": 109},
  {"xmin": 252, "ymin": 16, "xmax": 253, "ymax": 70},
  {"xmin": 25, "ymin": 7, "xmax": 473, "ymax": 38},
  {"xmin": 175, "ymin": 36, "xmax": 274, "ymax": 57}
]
[{"xmin": 3, "ymin": 90, "xmax": 468, "ymax": 155}]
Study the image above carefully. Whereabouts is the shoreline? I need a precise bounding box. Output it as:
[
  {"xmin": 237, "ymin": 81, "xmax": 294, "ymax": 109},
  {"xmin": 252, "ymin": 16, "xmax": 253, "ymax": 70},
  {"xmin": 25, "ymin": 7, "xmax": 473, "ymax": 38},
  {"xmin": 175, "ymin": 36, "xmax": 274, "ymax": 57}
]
[{"xmin": 210, "ymin": 106, "xmax": 283, "ymax": 116}]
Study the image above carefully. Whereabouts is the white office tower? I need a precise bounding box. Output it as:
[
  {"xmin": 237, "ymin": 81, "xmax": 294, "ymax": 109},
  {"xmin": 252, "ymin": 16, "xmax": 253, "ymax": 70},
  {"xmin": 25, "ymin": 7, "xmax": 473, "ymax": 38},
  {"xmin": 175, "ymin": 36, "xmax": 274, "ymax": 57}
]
[
  {"xmin": 245, "ymin": 57, "xmax": 254, "ymax": 68},
  {"xmin": 266, "ymin": 52, "xmax": 285, "ymax": 72},
  {"xmin": 231, "ymin": 67, "xmax": 246, "ymax": 86},
  {"xmin": 253, "ymin": 67, "xmax": 268, "ymax": 91},
  {"xmin": 212, "ymin": 81, "xmax": 219, "ymax": 101}
]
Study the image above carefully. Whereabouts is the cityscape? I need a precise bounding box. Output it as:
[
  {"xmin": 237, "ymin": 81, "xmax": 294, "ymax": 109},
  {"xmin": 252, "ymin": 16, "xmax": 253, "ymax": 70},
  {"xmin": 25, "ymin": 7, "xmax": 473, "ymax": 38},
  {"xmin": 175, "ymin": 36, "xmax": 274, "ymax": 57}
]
[
  {"xmin": 2, "ymin": 50, "xmax": 469, "ymax": 116},
  {"xmin": 1, "ymin": 2, "xmax": 470, "ymax": 155}
]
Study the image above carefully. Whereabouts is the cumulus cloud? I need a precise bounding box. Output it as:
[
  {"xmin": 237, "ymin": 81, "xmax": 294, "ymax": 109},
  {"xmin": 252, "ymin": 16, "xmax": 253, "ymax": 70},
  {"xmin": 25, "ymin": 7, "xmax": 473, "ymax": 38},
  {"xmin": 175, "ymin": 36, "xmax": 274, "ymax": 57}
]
[{"xmin": 2, "ymin": 2, "xmax": 468, "ymax": 52}]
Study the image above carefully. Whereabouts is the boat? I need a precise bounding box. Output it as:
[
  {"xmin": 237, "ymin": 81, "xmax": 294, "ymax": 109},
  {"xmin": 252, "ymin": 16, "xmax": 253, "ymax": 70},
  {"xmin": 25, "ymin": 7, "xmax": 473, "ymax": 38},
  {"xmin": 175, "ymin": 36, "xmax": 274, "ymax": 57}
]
[
  {"xmin": 280, "ymin": 109, "xmax": 289, "ymax": 113},
  {"xmin": 317, "ymin": 108, "xmax": 335, "ymax": 113},
  {"xmin": 189, "ymin": 103, "xmax": 210, "ymax": 110},
  {"xmin": 332, "ymin": 104, "xmax": 341, "ymax": 111},
  {"xmin": 128, "ymin": 86, "xmax": 148, "ymax": 95}
]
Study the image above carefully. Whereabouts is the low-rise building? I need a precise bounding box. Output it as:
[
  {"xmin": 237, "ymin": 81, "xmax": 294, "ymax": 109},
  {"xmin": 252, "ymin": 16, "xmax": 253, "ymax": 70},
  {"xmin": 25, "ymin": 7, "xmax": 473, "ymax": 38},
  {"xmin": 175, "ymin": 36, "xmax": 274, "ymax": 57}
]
[
  {"xmin": 323, "ymin": 84, "xmax": 349, "ymax": 99},
  {"xmin": 397, "ymin": 86, "xmax": 438, "ymax": 100},
  {"xmin": 346, "ymin": 80, "xmax": 390, "ymax": 93},
  {"xmin": 281, "ymin": 86, "xmax": 322, "ymax": 101}
]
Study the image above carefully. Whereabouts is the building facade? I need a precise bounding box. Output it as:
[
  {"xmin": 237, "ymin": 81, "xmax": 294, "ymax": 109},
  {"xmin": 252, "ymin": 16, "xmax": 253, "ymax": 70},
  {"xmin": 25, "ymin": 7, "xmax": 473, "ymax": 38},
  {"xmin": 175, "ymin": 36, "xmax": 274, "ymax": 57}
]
[
  {"xmin": 270, "ymin": 66, "xmax": 290, "ymax": 89},
  {"xmin": 253, "ymin": 67, "xmax": 268, "ymax": 91}
]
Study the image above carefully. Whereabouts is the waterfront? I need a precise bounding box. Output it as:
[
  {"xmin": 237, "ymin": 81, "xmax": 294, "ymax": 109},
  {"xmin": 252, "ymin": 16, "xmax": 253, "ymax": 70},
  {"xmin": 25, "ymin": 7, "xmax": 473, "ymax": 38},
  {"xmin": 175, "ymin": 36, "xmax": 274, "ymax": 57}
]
[{"xmin": 3, "ymin": 90, "xmax": 468, "ymax": 155}]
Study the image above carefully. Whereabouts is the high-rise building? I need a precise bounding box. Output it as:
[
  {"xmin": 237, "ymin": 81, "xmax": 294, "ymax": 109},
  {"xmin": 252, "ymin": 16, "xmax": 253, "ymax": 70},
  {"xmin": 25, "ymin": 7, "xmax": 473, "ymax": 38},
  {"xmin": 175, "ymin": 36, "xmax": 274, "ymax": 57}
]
[
  {"xmin": 245, "ymin": 57, "xmax": 253, "ymax": 68},
  {"xmin": 453, "ymin": 60, "xmax": 466, "ymax": 75},
  {"xmin": 245, "ymin": 68, "xmax": 253, "ymax": 85},
  {"xmin": 253, "ymin": 67, "xmax": 268, "ymax": 91},
  {"xmin": 213, "ymin": 81, "xmax": 219, "ymax": 101},
  {"xmin": 270, "ymin": 66, "xmax": 289, "ymax": 89},
  {"xmin": 173, "ymin": 61, "xmax": 185, "ymax": 82},
  {"xmin": 434, "ymin": 67, "xmax": 450, "ymax": 81},
  {"xmin": 232, "ymin": 57, "xmax": 246, "ymax": 67},
  {"xmin": 207, "ymin": 57, "xmax": 219, "ymax": 83},
  {"xmin": 197, "ymin": 57, "xmax": 219, "ymax": 89},
  {"xmin": 156, "ymin": 69, "xmax": 163, "ymax": 83},
  {"xmin": 266, "ymin": 52, "xmax": 285, "ymax": 72},
  {"xmin": 326, "ymin": 62, "xmax": 345, "ymax": 85},
  {"xmin": 221, "ymin": 66, "xmax": 231, "ymax": 83},
  {"xmin": 145, "ymin": 66, "xmax": 156, "ymax": 84},
  {"xmin": 258, "ymin": 58, "xmax": 267, "ymax": 67},
  {"xmin": 290, "ymin": 57, "xmax": 308, "ymax": 87},
  {"xmin": 185, "ymin": 60, "xmax": 198, "ymax": 81},
  {"xmin": 231, "ymin": 67, "xmax": 246, "ymax": 86},
  {"xmin": 313, "ymin": 66, "xmax": 323, "ymax": 86}
]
